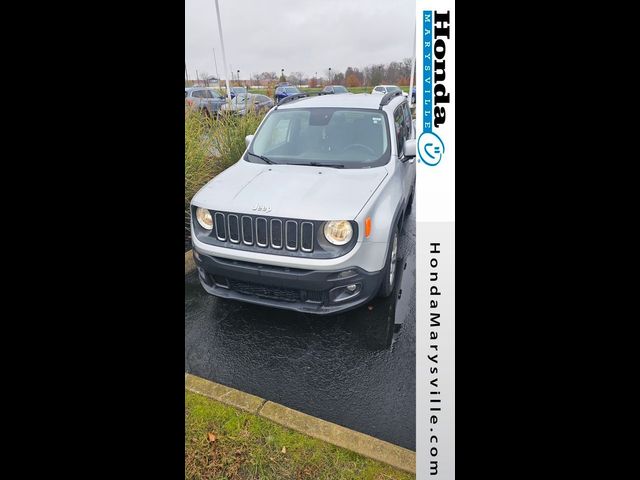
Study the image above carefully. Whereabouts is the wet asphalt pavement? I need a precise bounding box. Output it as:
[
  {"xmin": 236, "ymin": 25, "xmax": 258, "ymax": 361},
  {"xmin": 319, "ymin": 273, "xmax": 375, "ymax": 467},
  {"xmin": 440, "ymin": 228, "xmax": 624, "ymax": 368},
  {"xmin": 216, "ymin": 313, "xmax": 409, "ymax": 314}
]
[{"xmin": 185, "ymin": 202, "xmax": 416, "ymax": 450}]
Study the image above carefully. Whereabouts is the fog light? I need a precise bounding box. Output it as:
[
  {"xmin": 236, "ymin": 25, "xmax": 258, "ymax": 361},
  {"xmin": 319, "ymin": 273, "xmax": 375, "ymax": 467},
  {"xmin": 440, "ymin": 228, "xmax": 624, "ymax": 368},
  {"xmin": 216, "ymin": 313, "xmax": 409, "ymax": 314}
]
[{"xmin": 329, "ymin": 283, "xmax": 363, "ymax": 303}]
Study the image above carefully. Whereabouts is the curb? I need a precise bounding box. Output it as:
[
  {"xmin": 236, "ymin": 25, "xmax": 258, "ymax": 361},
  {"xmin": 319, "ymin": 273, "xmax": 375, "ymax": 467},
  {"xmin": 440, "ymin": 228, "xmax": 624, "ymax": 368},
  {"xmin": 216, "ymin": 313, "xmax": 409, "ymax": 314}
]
[
  {"xmin": 185, "ymin": 373, "xmax": 416, "ymax": 474},
  {"xmin": 185, "ymin": 249, "xmax": 196, "ymax": 275}
]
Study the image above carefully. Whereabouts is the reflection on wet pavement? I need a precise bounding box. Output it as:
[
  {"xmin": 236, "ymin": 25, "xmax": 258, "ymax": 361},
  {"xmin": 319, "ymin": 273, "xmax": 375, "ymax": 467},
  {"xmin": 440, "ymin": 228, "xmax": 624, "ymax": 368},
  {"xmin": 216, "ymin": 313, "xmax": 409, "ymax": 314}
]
[{"xmin": 185, "ymin": 204, "xmax": 416, "ymax": 450}]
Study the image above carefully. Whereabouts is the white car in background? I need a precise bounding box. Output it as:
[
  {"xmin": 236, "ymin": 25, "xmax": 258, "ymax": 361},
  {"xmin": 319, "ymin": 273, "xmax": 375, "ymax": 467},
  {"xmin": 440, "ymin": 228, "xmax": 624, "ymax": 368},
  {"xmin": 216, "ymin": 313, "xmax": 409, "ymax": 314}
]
[{"xmin": 372, "ymin": 85, "xmax": 408, "ymax": 98}]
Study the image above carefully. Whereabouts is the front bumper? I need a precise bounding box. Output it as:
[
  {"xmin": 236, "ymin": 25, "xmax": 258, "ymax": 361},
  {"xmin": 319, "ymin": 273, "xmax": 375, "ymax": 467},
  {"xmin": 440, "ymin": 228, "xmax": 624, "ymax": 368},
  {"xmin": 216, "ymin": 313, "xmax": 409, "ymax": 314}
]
[{"xmin": 192, "ymin": 248, "xmax": 383, "ymax": 315}]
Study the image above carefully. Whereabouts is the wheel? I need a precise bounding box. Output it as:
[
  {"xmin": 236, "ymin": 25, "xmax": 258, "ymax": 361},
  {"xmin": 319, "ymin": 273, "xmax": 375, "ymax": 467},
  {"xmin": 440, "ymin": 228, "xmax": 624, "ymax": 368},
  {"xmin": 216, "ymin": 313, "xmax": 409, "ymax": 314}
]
[{"xmin": 378, "ymin": 225, "xmax": 399, "ymax": 298}]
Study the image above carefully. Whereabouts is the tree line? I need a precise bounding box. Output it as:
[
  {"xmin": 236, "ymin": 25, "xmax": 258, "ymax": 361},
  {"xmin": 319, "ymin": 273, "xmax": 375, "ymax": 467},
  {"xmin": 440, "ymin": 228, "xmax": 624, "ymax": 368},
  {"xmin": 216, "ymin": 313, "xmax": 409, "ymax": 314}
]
[{"xmin": 253, "ymin": 59, "xmax": 414, "ymax": 87}]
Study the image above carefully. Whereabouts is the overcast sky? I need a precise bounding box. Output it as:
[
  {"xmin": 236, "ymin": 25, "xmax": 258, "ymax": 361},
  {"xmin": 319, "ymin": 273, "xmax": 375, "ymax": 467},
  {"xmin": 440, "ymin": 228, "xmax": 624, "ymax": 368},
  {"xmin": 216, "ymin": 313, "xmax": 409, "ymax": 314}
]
[{"xmin": 185, "ymin": 0, "xmax": 415, "ymax": 81}]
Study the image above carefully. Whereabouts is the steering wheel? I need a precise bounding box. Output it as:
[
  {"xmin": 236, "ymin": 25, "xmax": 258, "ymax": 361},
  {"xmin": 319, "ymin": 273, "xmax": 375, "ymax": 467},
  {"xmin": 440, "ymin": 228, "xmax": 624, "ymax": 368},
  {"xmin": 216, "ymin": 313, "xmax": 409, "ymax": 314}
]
[{"xmin": 342, "ymin": 143, "xmax": 376, "ymax": 156}]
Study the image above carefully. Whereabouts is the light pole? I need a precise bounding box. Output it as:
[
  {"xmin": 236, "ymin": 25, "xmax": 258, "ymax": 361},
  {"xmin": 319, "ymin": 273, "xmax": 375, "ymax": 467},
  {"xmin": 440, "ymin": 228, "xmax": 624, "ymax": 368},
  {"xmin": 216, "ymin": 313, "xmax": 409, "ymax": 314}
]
[
  {"xmin": 237, "ymin": 70, "xmax": 240, "ymax": 87},
  {"xmin": 409, "ymin": 22, "xmax": 416, "ymax": 107},
  {"xmin": 328, "ymin": 67, "xmax": 332, "ymax": 84},
  {"xmin": 214, "ymin": 0, "xmax": 232, "ymax": 100},
  {"xmin": 281, "ymin": 68, "xmax": 284, "ymax": 82}
]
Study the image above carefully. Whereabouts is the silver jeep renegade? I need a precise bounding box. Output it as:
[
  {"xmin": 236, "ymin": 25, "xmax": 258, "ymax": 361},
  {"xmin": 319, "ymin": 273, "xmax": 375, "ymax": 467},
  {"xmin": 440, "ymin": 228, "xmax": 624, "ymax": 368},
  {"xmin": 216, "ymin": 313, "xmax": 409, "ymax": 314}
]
[{"xmin": 190, "ymin": 91, "xmax": 416, "ymax": 314}]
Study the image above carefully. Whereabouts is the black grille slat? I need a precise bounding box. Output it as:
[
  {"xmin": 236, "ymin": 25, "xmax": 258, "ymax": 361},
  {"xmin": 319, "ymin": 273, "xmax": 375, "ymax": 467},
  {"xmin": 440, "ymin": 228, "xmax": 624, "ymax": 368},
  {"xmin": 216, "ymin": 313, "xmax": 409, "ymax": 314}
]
[
  {"xmin": 301, "ymin": 222, "xmax": 314, "ymax": 252},
  {"xmin": 214, "ymin": 212, "xmax": 226, "ymax": 241},
  {"xmin": 285, "ymin": 220, "xmax": 298, "ymax": 251},
  {"xmin": 271, "ymin": 219, "xmax": 283, "ymax": 249},
  {"xmin": 228, "ymin": 214, "xmax": 240, "ymax": 243},
  {"xmin": 227, "ymin": 279, "xmax": 300, "ymax": 302},
  {"xmin": 241, "ymin": 216, "xmax": 253, "ymax": 245},
  {"xmin": 256, "ymin": 218, "xmax": 268, "ymax": 247},
  {"xmin": 219, "ymin": 276, "xmax": 323, "ymax": 304}
]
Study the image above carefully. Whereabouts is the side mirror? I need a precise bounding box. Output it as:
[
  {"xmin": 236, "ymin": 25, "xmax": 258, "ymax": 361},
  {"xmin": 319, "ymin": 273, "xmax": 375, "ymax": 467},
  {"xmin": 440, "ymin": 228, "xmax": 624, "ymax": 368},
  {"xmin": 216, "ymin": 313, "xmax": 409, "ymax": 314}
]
[
  {"xmin": 403, "ymin": 139, "xmax": 416, "ymax": 158},
  {"xmin": 245, "ymin": 135, "xmax": 254, "ymax": 147}
]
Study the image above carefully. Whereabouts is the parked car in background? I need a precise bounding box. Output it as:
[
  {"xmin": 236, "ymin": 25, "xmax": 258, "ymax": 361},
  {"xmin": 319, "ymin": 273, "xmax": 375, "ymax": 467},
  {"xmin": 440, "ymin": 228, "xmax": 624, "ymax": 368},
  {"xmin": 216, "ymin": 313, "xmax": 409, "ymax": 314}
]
[
  {"xmin": 190, "ymin": 90, "xmax": 416, "ymax": 314},
  {"xmin": 318, "ymin": 85, "xmax": 350, "ymax": 95},
  {"xmin": 220, "ymin": 93, "xmax": 274, "ymax": 115},
  {"xmin": 185, "ymin": 87, "xmax": 226, "ymax": 116},
  {"xmin": 371, "ymin": 85, "xmax": 408, "ymax": 98},
  {"xmin": 230, "ymin": 86, "xmax": 247, "ymax": 99},
  {"xmin": 275, "ymin": 85, "xmax": 306, "ymax": 103},
  {"xmin": 411, "ymin": 86, "xmax": 416, "ymax": 104}
]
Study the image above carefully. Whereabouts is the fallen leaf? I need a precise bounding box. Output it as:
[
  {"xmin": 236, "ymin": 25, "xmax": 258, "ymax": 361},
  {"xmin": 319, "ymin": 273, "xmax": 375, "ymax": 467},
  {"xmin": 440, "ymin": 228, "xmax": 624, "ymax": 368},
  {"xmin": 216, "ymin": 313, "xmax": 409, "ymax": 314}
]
[
  {"xmin": 281, "ymin": 446, "xmax": 287, "ymax": 454},
  {"xmin": 207, "ymin": 432, "xmax": 217, "ymax": 442}
]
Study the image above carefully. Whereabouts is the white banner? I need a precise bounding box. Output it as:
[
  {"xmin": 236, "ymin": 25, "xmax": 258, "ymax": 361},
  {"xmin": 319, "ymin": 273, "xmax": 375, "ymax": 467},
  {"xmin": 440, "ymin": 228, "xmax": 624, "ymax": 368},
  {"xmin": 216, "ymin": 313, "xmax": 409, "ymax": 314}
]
[{"xmin": 415, "ymin": 2, "xmax": 455, "ymax": 479}]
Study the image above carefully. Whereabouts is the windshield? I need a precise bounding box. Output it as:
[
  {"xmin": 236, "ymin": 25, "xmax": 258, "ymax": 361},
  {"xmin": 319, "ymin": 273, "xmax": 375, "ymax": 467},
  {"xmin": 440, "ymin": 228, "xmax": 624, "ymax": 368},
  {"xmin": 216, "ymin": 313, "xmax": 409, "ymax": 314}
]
[
  {"xmin": 284, "ymin": 87, "xmax": 300, "ymax": 94},
  {"xmin": 387, "ymin": 86, "xmax": 401, "ymax": 93},
  {"xmin": 334, "ymin": 86, "xmax": 348, "ymax": 93},
  {"xmin": 247, "ymin": 108, "xmax": 390, "ymax": 168}
]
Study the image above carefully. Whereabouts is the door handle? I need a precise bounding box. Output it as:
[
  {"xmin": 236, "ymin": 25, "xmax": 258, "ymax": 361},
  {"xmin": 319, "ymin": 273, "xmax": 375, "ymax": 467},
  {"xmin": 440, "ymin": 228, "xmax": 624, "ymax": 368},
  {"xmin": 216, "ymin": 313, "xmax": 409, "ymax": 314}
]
[{"xmin": 409, "ymin": 158, "xmax": 415, "ymax": 164}]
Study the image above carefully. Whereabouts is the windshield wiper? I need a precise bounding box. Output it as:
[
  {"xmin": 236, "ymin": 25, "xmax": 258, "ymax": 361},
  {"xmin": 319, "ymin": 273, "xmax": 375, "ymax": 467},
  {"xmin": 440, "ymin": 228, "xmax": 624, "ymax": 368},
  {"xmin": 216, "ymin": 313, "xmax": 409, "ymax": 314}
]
[
  {"xmin": 247, "ymin": 152, "xmax": 277, "ymax": 164},
  {"xmin": 288, "ymin": 162, "xmax": 345, "ymax": 168}
]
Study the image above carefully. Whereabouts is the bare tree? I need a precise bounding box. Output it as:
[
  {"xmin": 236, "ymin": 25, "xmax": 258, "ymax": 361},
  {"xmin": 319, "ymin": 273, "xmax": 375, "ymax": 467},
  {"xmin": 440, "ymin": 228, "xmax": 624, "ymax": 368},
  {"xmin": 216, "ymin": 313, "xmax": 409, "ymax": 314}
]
[
  {"xmin": 288, "ymin": 71, "xmax": 305, "ymax": 86},
  {"xmin": 199, "ymin": 71, "xmax": 209, "ymax": 87}
]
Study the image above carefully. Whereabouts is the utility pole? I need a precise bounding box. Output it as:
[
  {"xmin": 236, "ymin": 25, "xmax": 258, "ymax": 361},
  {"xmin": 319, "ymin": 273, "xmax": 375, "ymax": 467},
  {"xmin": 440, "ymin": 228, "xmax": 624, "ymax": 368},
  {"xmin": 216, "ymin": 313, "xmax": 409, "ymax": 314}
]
[
  {"xmin": 214, "ymin": 0, "xmax": 232, "ymax": 100},
  {"xmin": 185, "ymin": 62, "xmax": 189, "ymax": 85},
  {"xmin": 196, "ymin": 68, "xmax": 199, "ymax": 86}
]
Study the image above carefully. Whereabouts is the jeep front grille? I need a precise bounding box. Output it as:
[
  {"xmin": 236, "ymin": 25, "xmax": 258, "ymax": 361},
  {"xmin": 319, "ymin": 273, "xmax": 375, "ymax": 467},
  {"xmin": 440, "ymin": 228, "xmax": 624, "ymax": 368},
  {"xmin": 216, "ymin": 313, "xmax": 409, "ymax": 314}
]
[
  {"xmin": 212, "ymin": 212, "xmax": 314, "ymax": 253},
  {"xmin": 194, "ymin": 209, "xmax": 358, "ymax": 259}
]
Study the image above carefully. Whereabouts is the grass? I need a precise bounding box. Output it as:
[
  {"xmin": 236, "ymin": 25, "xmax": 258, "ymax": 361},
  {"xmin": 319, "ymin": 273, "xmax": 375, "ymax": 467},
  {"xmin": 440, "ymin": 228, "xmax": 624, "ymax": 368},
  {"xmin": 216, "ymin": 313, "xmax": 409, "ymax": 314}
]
[
  {"xmin": 185, "ymin": 108, "xmax": 265, "ymax": 234},
  {"xmin": 185, "ymin": 390, "xmax": 415, "ymax": 480}
]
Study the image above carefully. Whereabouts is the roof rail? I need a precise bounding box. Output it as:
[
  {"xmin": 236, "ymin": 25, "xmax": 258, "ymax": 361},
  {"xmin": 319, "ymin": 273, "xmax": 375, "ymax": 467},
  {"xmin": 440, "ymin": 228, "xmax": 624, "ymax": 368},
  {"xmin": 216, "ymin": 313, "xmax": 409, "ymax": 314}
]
[
  {"xmin": 276, "ymin": 93, "xmax": 309, "ymax": 107},
  {"xmin": 378, "ymin": 90, "xmax": 403, "ymax": 109}
]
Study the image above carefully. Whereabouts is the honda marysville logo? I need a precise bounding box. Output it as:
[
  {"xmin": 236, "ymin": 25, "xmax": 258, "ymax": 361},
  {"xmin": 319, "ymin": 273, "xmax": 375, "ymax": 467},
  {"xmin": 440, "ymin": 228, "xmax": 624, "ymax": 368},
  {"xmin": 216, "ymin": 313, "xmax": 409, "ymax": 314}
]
[{"xmin": 418, "ymin": 10, "xmax": 450, "ymax": 167}]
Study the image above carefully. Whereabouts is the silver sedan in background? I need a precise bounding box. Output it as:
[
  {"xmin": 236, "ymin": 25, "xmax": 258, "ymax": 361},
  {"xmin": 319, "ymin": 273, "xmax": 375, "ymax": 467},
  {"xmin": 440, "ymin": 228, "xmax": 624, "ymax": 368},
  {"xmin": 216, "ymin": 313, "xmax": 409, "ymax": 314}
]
[{"xmin": 220, "ymin": 93, "xmax": 274, "ymax": 116}]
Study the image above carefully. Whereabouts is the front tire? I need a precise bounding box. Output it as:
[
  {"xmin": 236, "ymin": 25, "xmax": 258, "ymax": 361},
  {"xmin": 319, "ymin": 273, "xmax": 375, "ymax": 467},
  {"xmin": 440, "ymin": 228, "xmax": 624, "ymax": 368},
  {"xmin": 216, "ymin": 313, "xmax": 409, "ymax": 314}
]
[{"xmin": 378, "ymin": 225, "xmax": 399, "ymax": 298}]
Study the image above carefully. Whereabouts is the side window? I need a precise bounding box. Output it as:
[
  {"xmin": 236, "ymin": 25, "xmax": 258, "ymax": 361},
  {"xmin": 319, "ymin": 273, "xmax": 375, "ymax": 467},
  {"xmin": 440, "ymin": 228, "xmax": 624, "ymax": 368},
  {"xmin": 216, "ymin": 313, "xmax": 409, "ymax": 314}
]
[
  {"xmin": 375, "ymin": 87, "xmax": 384, "ymax": 93},
  {"xmin": 394, "ymin": 106, "xmax": 406, "ymax": 155},
  {"xmin": 193, "ymin": 90, "xmax": 204, "ymax": 98},
  {"xmin": 402, "ymin": 103, "xmax": 412, "ymax": 138},
  {"xmin": 275, "ymin": 87, "xmax": 282, "ymax": 95}
]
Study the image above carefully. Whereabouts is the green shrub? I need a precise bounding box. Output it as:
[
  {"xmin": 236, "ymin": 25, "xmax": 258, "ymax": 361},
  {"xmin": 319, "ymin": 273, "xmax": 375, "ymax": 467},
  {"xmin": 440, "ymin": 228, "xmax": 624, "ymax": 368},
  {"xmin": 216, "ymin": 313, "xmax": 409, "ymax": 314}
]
[{"xmin": 185, "ymin": 107, "xmax": 264, "ymax": 234}]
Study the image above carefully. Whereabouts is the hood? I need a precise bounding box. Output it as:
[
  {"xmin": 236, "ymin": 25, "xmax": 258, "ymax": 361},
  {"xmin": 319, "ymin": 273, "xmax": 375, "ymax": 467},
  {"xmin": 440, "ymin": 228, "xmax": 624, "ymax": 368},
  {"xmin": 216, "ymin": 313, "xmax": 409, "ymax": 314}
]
[{"xmin": 192, "ymin": 159, "xmax": 388, "ymax": 220}]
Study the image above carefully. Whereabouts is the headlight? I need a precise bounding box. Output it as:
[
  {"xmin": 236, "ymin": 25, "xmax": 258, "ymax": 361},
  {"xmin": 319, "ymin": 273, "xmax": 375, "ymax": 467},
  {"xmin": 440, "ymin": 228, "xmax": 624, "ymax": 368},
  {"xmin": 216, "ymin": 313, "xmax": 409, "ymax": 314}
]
[
  {"xmin": 195, "ymin": 207, "xmax": 213, "ymax": 230},
  {"xmin": 324, "ymin": 220, "xmax": 353, "ymax": 245}
]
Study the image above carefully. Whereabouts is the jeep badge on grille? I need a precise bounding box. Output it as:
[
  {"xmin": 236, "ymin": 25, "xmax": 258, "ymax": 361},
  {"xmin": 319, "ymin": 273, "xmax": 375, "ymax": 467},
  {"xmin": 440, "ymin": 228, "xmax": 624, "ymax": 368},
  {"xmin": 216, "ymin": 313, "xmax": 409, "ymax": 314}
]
[{"xmin": 252, "ymin": 204, "xmax": 272, "ymax": 213}]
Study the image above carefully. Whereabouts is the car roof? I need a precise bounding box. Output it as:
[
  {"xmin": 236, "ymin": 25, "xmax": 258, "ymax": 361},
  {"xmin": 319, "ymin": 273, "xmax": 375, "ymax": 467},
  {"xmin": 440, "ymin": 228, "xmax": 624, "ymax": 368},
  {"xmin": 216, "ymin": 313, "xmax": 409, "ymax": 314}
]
[{"xmin": 277, "ymin": 92, "xmax": 404, "ymax": 111}]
